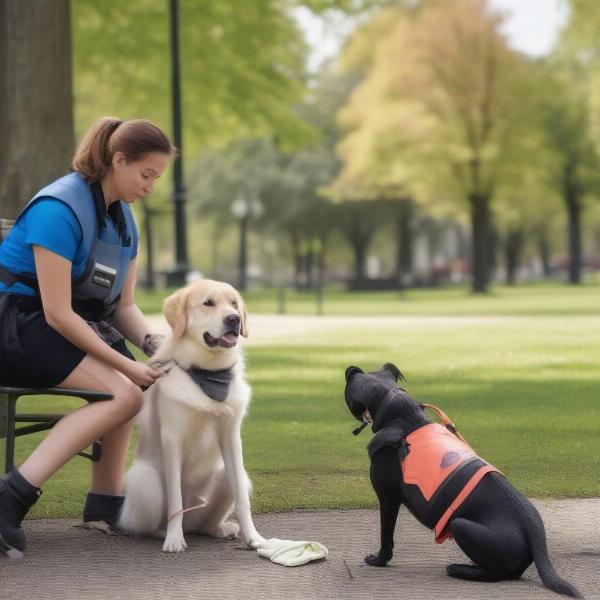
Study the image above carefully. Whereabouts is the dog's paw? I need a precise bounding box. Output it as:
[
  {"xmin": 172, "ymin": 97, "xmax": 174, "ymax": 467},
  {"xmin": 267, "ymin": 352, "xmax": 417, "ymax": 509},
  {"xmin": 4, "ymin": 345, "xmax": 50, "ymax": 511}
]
[
  {"xmin": 365, "ymin": 553, "xmax": 388, "ymax": 567},
  {"xmin": 240, "ymin": 532, "xmax": 267, "ymax": 549},
  {"xmin": 208, "ymin": 520, "xmax": 240, "ymax": 540},
  {"xmin": 162, "ymin": 534, "xmax": 188, "ymax": 553}
]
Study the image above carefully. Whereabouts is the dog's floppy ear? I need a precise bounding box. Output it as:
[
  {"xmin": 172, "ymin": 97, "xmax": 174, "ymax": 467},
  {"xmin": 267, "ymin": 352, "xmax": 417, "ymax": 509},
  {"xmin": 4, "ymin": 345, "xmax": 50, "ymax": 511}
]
[
  {"xmin": 163, "ymin": 287, "xmax": 190, "ymax": 338},
  {"xmin": 382, "ymin": 362, "xmax": 406, "ymax": 382},
  {"xmin": 345, "ymin": 365, "xmax": 364, "ymax": 381},
  {"xmin": 236, "ymin": 291, "xmax": 249, "ymax": 338}
]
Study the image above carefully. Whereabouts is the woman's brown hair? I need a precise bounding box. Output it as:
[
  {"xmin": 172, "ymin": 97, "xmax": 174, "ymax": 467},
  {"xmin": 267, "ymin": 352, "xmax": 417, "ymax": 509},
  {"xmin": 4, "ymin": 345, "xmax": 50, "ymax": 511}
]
[{"xmin": 71, "ymin": 116, "xmax": 176, "ymax": 182}]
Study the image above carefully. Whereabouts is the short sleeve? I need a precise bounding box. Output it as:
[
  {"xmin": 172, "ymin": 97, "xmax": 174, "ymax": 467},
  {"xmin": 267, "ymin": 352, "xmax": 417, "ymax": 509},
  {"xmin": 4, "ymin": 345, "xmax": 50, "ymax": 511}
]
[{"xmin": 24, "ymin": 199, "xmax": 83, "ymax": 262}]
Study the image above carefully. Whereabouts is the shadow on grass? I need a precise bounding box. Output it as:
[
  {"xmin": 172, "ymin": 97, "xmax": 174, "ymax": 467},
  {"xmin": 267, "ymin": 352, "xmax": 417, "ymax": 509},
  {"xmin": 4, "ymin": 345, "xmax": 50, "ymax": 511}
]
[{"xmin": 5, "ymin": 342, "xmax": 597, "ymax": 518}]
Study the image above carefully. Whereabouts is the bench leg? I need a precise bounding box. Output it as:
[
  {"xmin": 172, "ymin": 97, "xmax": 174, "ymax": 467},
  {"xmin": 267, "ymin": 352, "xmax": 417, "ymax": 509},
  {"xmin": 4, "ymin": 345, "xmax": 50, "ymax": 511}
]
[{"xmin": 1, "ymin": 392, "xmax": 104, "ymax": 474}]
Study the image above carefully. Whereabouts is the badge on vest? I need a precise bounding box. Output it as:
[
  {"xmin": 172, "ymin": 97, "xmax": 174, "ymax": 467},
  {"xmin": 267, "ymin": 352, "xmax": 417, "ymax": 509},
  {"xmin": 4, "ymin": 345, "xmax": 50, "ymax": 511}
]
[{"xmin": 92, "ymin": 263, "xmax": 117, "ymax": 288}]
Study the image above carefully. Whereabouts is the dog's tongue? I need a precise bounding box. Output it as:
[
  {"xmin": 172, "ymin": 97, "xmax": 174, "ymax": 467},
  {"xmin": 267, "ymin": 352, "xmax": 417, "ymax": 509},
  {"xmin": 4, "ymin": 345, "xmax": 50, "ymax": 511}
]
[{"xmin": 220, "ymin": 332, "xmax": 238, "ymax": 347}]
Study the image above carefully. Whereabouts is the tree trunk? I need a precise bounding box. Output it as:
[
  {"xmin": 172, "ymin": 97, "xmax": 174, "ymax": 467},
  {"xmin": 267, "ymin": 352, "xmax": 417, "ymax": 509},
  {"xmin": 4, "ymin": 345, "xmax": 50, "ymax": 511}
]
[
  {"xmin": 289, "ymin": 232, "xmax": 302, "ymax": 291},
  {"xmin": 566, "ymin": 192, "xmax": 582, "ymax": 284},
  {"xmin": 317, "ymin": 238, "xmax": 326, "ymax": 291},
  {"xmin": 535, "ymin": 230, "xmax": 551, "ymax": 278},
  {"xmin": 0, "ymin": 1, "xmax": 74, "ymax": 218},
  {"xmin": 349, "ymin": 212, "xmax": 374, "ymax": 285},
  {"xmin": 352, "ymin": 241, "xmax": 368, "ymax": 283},
  {"xmin": 304, "ymin": 242, "xmax": 315, "ymax": 291},
  {"xmin": 487, "ymin": 218, "xmax": 498, "ymax": 282},
  {"xmin": 504, "ymin": 230, "xmax": 523, "ymax": 286},
  {"xmin": 316, "ymin": 237, "xmax": 326, "ymax": 316},
  {"xmin": 469, "ymin": 193, "xmax": 489, "ymax": 293},
  {"xmin": 395, "ymin": 199, "xmax": 413, "ymax": 288}
]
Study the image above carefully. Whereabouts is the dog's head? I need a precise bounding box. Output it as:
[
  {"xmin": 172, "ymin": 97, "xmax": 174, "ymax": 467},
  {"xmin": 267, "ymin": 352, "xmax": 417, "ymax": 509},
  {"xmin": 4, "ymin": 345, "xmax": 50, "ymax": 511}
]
[
  {"xmin": 344, "ymin": 363, "xmax": 426, "ymax": 433},
  {"xmin": 163, "ymin": 279, "xmax": 248, "ymax": 351}
]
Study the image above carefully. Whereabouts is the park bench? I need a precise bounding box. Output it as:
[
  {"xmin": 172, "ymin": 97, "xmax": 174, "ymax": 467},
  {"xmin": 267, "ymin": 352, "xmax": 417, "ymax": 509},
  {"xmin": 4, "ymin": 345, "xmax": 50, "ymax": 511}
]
[{"xmin": 0, "ymin": 218, "xmax": 112, "ymax": 474}]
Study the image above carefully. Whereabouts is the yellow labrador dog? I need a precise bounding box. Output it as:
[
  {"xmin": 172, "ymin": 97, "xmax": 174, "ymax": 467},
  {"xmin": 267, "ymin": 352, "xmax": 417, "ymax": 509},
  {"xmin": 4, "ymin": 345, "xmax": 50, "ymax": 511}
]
[{"xmin": 118, "ymin": 280, "xmax": 265, "ymax": 552}]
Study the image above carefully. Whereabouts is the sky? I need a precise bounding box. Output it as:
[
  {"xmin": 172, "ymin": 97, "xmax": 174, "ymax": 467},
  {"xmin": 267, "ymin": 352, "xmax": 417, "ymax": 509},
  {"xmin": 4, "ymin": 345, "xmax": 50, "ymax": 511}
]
[
  {"xmin": 491, "ymin": 0, "xmax": 568, "ymax": 56},
  {"xmin": 295, "ymin": 0, "xmax": 570, "ymax": 72}
]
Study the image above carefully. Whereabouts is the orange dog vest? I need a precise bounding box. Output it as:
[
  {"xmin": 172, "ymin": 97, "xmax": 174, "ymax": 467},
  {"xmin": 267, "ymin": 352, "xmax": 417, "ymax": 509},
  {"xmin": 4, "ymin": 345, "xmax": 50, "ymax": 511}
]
[{"xmin": 401, "ymin": 423, "xmax": 500, "ymax": 544}]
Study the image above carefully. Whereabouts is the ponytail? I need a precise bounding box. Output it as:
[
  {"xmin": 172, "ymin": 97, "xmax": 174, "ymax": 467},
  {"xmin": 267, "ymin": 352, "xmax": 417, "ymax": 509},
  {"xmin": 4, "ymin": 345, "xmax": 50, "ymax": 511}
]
[{"xmin": 72, "ymin": 116, "xmax": 175, "ymax": 182}]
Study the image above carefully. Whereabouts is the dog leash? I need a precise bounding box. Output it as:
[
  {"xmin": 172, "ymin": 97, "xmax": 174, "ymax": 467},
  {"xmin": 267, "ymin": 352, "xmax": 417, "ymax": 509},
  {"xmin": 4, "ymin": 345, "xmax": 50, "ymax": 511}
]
[
  {"xmin": 168, "ymin": 497, "xmax": 209, "ymax": 522},
  {"xmin": 420, "ymin": 403, "xmax": 468, "ymax": 444}
]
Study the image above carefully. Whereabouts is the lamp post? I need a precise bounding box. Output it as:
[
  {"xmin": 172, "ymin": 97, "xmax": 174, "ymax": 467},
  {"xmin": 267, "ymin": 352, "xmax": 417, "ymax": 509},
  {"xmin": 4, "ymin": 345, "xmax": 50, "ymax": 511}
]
[
  {"xmin": 231, "ymin": 195, "xmax": 263, "ymax": 291},
  {"xmin": 168, "ymin": 0, "xmax": 190, "ymax": 285}
]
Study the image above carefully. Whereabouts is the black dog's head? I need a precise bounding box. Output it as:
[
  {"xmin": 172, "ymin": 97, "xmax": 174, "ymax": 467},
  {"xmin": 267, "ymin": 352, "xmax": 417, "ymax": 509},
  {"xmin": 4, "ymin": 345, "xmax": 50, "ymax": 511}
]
[{"xmin": 344, "ymin": 363, "xmax": 429, "ymax": 434}]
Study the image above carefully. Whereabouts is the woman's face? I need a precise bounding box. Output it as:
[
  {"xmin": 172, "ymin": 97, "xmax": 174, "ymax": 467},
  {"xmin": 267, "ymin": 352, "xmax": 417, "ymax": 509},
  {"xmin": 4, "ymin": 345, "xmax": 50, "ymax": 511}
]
[{"xmin": 111, "ymin": 151, "xmax": 172, "ymax": 203}]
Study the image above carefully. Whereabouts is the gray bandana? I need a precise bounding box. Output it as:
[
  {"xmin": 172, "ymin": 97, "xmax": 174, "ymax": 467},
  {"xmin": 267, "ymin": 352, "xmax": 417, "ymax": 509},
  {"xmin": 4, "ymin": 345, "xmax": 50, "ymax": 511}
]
[
  {"xmin": 186, "ymin": 366, "xmax": 233, "ymax": 402},
  {"xmin": 150, "ymin": 359, "xmax": 233, "ymax": 402}
]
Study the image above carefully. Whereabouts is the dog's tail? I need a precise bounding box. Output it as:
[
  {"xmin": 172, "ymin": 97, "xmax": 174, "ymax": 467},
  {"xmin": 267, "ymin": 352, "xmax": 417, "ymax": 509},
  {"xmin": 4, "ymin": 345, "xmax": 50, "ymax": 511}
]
[
  {"xmin": 118, "ymin": 462, "xmax": 164, "ymax": 535},
  {"xmin": 521, "ymin": 501, "xmax": 582, "ymax": 598}
]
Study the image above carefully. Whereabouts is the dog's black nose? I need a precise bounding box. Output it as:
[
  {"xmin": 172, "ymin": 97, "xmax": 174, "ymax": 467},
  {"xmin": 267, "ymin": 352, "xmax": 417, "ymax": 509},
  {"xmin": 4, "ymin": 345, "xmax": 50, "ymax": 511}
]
[{"xmin": 224, "ymin": 314, "xmax": 240, "ymax": 328}]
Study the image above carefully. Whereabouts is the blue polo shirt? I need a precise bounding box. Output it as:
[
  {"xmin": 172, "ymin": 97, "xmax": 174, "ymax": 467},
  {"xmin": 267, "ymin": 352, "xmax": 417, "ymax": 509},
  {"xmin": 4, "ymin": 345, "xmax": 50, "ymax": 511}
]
[{"xmin": 0, "ymin": 197, "xmax": 137, "ymax": 297}]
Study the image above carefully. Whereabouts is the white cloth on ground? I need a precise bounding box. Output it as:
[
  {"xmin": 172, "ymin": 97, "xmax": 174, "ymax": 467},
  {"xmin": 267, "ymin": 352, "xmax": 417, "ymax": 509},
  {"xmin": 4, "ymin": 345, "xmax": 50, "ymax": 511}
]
[{"xmin": 256, "ymin": 538, "xmax": 328, "ymax": 566}]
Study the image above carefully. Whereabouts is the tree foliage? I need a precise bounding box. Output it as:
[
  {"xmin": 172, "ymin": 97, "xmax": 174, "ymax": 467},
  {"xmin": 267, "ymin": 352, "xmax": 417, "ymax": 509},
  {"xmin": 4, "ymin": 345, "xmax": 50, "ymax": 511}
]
[
  {"xmin": 71, "ymin": 0, "xmax": 314, "ymax": 151},
  {"xmin": 71, "ymin": 0, "xmax": 384, "ymax": 149},
  {"xmin": 559, "ymin": 0, "xmax": 600, "ymax": 146}
]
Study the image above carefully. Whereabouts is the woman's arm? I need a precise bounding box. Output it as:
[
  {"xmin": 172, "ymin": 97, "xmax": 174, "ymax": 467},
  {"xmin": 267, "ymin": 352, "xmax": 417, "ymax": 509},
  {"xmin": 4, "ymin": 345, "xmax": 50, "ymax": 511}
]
[
  {"xmin": 111, "ymin": 256, "xmax": 161, "ymax": 349},
  {"xmin": 33, "ymin": 246, "xmax": 160, "ymax": 387}
]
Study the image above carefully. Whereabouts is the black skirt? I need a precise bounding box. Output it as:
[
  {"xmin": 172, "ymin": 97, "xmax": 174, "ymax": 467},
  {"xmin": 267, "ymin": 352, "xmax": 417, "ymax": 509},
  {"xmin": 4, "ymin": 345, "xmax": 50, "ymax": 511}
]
[{"xmin": 0, "ymin": 293, "xmax": 134, "ymax": 388}]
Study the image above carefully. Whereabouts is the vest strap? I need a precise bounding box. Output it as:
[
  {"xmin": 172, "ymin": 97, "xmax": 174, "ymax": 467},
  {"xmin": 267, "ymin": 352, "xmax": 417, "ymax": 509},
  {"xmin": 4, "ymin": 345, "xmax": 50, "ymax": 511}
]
[
  {"xmin": 0, "ymin": 265, "xmax": 38, "ymax": 291},
  {"xmin": 421, "ymin": 403, "xmax": 468, "ymax": 443}
]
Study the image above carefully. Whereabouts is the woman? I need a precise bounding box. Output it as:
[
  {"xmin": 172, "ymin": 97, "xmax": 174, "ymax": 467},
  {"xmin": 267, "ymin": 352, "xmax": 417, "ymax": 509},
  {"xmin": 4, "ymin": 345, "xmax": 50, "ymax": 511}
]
[{"xmin": 0, "ymin": 116, "xmax": 174, "ymax": 559}]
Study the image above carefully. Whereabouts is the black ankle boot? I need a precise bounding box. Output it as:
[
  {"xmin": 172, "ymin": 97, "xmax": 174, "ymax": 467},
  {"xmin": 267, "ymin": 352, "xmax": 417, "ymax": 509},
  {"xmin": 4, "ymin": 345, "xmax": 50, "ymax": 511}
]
[
  {"xmin": 0, "ymin": 468, "xmax": 42, "ymax": 560},
  {"xmin": 83, "ymin": 492, "xmax": 125, "ymax": 527}
]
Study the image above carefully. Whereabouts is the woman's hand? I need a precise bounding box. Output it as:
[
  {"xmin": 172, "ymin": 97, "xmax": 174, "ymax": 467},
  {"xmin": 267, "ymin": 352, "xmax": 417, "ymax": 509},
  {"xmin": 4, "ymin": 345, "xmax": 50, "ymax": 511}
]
[{"xmin": 121, "ymin": 360, "xmax": 162, "ymax": 387}]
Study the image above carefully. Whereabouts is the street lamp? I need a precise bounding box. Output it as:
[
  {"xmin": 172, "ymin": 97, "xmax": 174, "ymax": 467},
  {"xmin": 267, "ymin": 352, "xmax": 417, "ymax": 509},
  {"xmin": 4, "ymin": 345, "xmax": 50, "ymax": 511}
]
[
  {"xmin": 231, "ymin": 195, "xmax": 263, "ymax": 291},
  {"xmin": 168, "ymin": 0, "xmax": 190, "ymax": 285}
]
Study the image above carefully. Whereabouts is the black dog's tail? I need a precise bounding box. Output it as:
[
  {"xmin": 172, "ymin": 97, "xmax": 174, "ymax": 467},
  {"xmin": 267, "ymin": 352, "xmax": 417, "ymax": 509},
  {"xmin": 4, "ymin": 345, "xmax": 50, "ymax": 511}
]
[{"xmin": 520, "ymin": 502, "xmax": 583, "ymax": 598}]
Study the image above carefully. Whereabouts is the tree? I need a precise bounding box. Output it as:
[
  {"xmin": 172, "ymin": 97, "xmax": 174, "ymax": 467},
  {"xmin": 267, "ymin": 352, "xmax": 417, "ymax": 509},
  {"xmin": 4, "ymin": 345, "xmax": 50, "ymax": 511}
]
[
  {"xmin": 334, "ymin": 199, "xmax": 392, "ymax": 285},
  {"xmin": 332, "ymin": 0, "xmax": 535, "ymax": 292},
  {"xmin": 0, "ymin": 1, "xmax": 74, "ymax": 218},
  {"xmin": 551, "ymin": 3, "xmax": 600, "ymax": 283},
  {"xmin": 325, "ymin": 6, "xmax": 421, "ymax": 287},
  {"xmin": 536, "ymin": 68, "xmax": 600, "ymax": 284},
  {"xmin": 494, "ymin": 158, "xmax": 563, "ymax": 285}
]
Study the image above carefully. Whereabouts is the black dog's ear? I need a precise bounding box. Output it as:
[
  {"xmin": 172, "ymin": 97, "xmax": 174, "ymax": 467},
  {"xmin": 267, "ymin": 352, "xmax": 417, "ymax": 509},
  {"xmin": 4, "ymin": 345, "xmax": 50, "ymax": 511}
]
[
  {"xmin": 345, "ymin": 366, "xmax": 364, "ymax": 381},
  {"xmin": 382, "ymin": 363, "xmax": 406, "ymax": 383}
]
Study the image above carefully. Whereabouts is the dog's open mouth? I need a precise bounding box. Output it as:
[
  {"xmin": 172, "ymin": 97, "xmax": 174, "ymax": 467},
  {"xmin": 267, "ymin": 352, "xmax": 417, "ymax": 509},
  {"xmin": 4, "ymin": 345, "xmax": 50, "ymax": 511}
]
[{"xmin": 203, "ymin": 331, "xmax": 239, "ymax": 348}]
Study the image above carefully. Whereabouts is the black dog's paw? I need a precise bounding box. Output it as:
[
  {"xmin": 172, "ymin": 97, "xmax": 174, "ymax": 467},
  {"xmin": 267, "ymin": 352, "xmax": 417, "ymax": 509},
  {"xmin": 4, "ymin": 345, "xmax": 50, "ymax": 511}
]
[{"xmin": 365, "ymin": 553, "xmax": 388, "ymax": 567}]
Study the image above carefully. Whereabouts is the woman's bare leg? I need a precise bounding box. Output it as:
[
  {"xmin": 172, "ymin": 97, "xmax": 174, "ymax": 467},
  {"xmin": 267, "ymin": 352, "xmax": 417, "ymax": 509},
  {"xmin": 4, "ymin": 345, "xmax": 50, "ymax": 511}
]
[
  {"xmin": 89, "ymin": 417, "xmax": 137, "ymax": 494},
  {"xmin": 18, "ymin": 355, "xmax": 143, "ymax": 490}
]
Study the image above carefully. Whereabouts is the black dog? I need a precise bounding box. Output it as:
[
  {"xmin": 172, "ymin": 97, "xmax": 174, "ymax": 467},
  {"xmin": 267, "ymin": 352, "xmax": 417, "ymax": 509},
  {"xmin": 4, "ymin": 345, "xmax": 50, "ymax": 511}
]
[{"xmin": 344, "ymin": 363, "xmax": 581, "ymax": 598}]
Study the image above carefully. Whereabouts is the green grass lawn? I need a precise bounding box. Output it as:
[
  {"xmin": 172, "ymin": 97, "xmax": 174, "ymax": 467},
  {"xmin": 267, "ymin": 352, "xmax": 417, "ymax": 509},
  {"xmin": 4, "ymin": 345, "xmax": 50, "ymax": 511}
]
[
  {"xmin": 4, "ymin": 283, "xmax": 599, "ymax": 519},
  {"xmin": 138, "ymin": 281, "xmax": 600, "ymax": 317}
]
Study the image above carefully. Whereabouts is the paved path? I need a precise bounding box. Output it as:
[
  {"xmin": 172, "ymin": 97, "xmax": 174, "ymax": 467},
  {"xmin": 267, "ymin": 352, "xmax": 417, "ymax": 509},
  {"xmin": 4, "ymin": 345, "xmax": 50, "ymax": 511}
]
[
  {"xmin": 146, "ymin": 313, "xmax": 550, "ymax": 344},
  {"xmin": 2, "ymin": 500, "xmax": 598, "ymax": 600}
]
